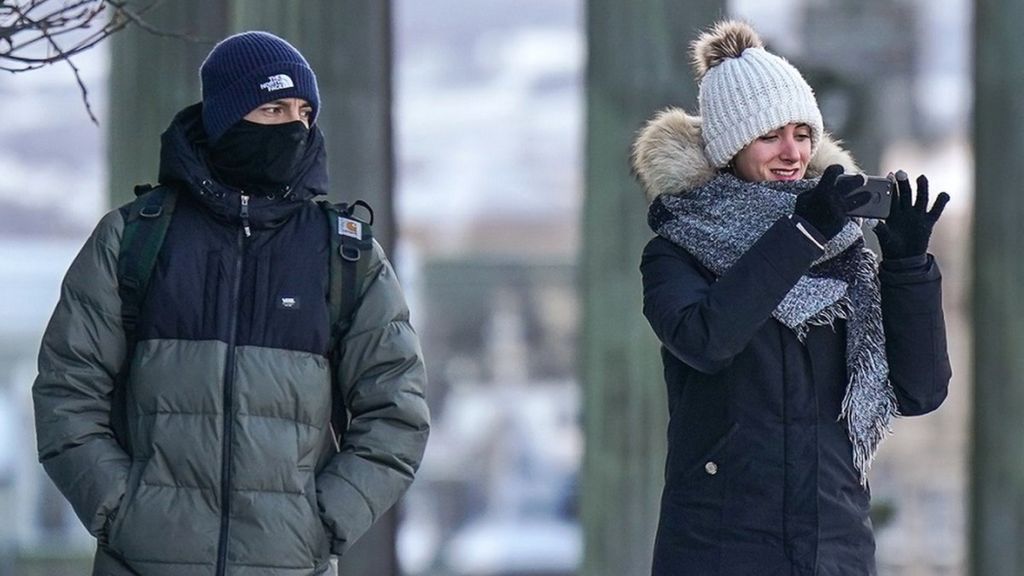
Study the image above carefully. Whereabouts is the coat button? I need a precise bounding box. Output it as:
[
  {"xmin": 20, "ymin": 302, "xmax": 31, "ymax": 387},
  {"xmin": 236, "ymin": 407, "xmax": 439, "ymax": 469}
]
[{"xmin": 705, "ymin": 461, "xmax": 718, "ymax": 475}]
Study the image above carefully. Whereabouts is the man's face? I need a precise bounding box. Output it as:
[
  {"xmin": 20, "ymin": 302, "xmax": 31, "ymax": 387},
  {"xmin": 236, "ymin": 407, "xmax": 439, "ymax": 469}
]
[{"xmin": 243, "ymin": 98, "xmax": 313, "ymax": 128}]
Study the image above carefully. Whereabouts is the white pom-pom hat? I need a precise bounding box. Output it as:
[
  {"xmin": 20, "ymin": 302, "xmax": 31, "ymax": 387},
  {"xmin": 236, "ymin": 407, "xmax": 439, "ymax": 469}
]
[{"xmin": 692, "ymin": 21, "xmax": 824, "ymax": 168}]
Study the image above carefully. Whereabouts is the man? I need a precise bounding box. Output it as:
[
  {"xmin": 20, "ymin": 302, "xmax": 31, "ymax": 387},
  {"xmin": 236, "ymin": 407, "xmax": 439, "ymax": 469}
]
[{"xmin": 32, "ymin": 31, "xmax": 429, "ymax": 576}]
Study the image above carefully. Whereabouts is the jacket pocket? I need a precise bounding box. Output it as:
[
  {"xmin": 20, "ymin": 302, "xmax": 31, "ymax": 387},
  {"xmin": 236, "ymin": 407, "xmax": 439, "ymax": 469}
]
[
  {"xmin": 682, "ymin": 421, "xmax": 739, "ymax": 481},
  {"xmin": 92, "ymin": 543, "xmax": 141, "ymax": 575},
  {"xmin": 105, "ymin": 457, "xmax": 146, "ymax": 554},
  {"xmin": 661, "ymin": 421, "xmax": 738, "ymax": 512},
  {"xmin": 304, "ymin": 471, "xmax": 333, "ymax": 561},
  {"xmin": 654, "ymin": 423, "xmax": 738, "ymax": 575}
]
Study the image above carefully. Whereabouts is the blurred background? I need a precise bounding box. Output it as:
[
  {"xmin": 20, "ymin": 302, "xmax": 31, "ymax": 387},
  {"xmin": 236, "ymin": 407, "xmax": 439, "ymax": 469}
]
[{"xmin": 2, "ymin": 0, "xmax": 1019, "ymax": 575}]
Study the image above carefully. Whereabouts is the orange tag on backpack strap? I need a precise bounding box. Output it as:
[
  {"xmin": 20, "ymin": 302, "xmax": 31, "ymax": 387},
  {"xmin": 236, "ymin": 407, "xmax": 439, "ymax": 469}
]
[{"xmin": 338, "ymin": 217, "xmax": 362, "ymax": 240}]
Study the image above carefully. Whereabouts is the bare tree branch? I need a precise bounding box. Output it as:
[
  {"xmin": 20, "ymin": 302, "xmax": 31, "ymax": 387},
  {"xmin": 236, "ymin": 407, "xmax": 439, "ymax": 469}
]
[{"xmin": 1, "ymin": 0, "xmax": 202, "ymax": 124}]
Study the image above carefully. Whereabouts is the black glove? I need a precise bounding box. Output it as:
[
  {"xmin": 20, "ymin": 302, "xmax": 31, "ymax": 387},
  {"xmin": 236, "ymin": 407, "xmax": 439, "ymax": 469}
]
[
  {"xmin": 794, "ymin": 164, "xmax": 871, "ymax": 241},
  {"xmin": 874, "ymin": 170, "xmax": 950, "ymax": 260}
]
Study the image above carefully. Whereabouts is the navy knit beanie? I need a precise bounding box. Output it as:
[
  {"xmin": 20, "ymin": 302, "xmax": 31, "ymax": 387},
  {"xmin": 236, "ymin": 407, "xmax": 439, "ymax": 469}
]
[{"xmin": 200, "ymin": 31, "xmax": 320, "ymax": 143}]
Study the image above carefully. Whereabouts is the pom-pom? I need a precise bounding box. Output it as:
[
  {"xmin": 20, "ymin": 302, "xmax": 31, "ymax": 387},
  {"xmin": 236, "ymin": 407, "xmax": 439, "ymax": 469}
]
[{"xmin": 691, "ymin": 20, "xmax": 763, "ymax": 79}]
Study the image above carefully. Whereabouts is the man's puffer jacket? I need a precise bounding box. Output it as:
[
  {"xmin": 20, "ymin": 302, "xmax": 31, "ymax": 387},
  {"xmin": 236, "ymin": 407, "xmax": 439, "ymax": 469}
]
[{"xmin": 32, "ymin": 103, "xmax": 430, "ymax": 576}]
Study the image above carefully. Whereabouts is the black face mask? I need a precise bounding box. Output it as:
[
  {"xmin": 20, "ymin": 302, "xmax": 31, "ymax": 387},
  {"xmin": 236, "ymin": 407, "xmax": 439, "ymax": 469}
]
[{"xmin": 207, "ymin": 120, "xmax": 309, "ymax": 196}]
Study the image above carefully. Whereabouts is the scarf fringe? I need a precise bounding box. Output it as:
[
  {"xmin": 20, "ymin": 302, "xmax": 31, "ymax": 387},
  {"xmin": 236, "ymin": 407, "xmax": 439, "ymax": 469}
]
[
  {"xmin": 793, "ymin": 297, "xmax": 854, "ymax": 342},
  {"xmin": 841, "ymin": 378, "xmax": 899, "ymax": 485},
  {"xmin": 838, "ymin": 246, "xmax": 897, "ymax": 485}
]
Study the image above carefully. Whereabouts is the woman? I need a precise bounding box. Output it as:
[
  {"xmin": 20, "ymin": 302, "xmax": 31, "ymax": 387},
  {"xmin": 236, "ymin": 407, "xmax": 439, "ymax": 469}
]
[{"xmin": 632, "ymin": 21, "xmax": 951, "ymax": 575}]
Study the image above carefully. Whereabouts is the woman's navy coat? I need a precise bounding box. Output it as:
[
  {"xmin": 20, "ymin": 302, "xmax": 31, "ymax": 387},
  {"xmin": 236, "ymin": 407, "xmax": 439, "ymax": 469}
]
[
  {"xmin": 631, "ymin": 108, "xmax": 952, "ymax": 576},
  {"xmin": 641, "ymin": 215, "xmax": 951, "ymax": 576}
]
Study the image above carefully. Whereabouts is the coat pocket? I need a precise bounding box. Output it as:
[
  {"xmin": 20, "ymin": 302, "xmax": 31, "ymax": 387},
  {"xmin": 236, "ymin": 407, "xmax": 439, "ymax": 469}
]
[
  {"xmin": 105, "ymin": 457, "xmax": 147, "ymax": 555},
  {"xmin": 304, "ymin": 470, "xmax": 333, "ymax": 561},
  {"xmin": 661, "ymin": 421, "xmax": 738, "ymax": 517},
  {"xmin": 682, "ymin": 421, "xmax": 739, "ymax": 481},
  {"xmin": 654, "ymin": 423, "xmax": 738, "ymax": 575}
]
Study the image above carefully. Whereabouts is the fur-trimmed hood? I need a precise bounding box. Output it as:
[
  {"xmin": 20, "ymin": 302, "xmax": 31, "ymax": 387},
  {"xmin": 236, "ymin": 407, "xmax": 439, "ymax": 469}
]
[{"xmin": 631, "ymin": 107, "xmax": 859, "ymax": 203}]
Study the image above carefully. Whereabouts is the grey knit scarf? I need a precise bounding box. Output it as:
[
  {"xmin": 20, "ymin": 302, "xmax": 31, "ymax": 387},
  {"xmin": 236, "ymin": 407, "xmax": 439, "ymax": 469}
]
[{"xmin": 647, "ymin": 172, "xmax": 897, "ymax": 485}]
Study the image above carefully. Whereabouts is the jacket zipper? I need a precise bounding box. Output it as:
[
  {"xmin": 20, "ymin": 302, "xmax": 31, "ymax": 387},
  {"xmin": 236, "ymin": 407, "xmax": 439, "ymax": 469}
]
[{"xmin": 216, "ymin": 193, "xmax": 249, "ymax": 576}]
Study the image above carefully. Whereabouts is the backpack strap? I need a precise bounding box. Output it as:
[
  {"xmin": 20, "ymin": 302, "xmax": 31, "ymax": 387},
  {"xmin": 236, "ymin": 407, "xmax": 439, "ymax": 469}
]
[
  {"xmin": 118, "ymin": 185, "xmax": 179, "ymax": 353},
  {"xmin": 319, "ymin": 199, "xmax": 376, "ymax": 449},
  {"xmin": 322, "ymin": 200, "xmax": 376, "ymax": 345},
  {"xmin": 113, "ymin": 184, "xmax": 178, "ymax": 449}
]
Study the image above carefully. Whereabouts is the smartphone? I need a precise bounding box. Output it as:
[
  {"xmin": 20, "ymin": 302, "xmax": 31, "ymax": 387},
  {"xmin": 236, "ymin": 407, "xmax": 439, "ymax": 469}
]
[{"xmin": 836, "ymin": 174, "xmax": 893, "ymax": 219}]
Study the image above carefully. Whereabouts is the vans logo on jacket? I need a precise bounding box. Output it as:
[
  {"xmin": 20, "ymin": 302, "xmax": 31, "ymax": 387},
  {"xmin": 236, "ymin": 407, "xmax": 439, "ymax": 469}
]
[
  {"xmin": 277, "ymin": 296, "xmax": 301, "ymax": 310},
  {"xmin": 260, "ymin": 74, "xmax": 294, "ymax": 92}
]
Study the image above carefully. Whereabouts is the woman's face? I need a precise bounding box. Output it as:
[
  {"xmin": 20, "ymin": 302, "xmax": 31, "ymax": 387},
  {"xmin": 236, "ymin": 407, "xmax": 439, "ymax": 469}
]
[{"xmin": 732, "ymin": 123, "xmax": 813, "ymax": 182}]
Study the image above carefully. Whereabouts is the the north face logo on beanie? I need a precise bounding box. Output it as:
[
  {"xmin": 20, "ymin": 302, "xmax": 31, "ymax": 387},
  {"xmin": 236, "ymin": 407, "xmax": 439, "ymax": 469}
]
[{"xmin": 260, "ymin": 74, "xmax": 295, "ymax": 92}]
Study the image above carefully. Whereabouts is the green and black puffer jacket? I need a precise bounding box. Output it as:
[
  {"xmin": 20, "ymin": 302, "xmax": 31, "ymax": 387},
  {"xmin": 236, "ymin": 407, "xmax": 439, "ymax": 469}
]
[{"xmin": 32, "ymin": 104, "xmax": 430, "ymax": 576}]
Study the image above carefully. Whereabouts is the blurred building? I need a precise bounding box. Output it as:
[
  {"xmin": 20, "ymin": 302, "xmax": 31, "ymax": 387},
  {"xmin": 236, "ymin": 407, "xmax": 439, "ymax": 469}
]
[{"xmin": 394, "ymin": 1, "xmax": 584, "ymax": 573}]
